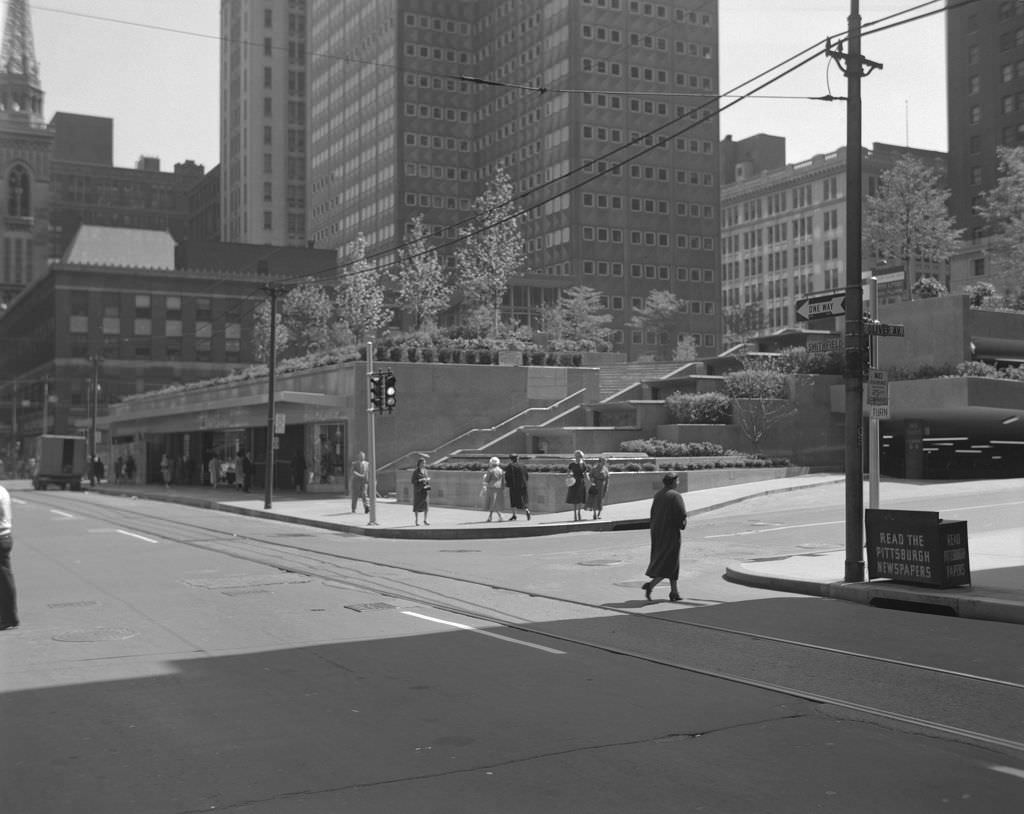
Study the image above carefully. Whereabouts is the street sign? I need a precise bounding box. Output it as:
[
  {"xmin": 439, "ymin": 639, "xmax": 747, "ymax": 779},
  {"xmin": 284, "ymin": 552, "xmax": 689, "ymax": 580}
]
[
  {"xmin": 869, "ymin": 405, "xmax": 891, "ymax": 420},
  {"xmin": 275, "ymin": 412, "xmax": 286, "ymax": 434},
  {"xmin": 806, "ymin": 337, "xmax": 842, "ymax": 354},
  {"xmin": 867, "ymin": 369, "xmax": 888, "ymax": 406},
  {"xmin": 796, "ymin": 292, "xmax": 846, "ymax": 322},
  {"xmin": 865, "ymin": 321, "xmax": 905, "ymax": 337}
]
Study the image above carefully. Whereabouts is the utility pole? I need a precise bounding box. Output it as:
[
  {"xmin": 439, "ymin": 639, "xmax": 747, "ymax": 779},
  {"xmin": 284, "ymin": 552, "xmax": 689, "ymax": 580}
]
[
  {"xmin": 264, "ymin": 284, "xmax": 284, "ymax": 510},
  {"xmin": 89, "ymin": 355, "xmax": 101, "ymax": 463},
  {"xmin": 828, "ymin": 2, "xmax": 882, "ymax": 583}
]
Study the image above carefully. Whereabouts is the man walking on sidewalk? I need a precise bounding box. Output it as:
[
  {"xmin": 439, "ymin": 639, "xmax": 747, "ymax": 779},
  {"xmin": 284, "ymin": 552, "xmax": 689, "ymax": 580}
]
[{"xmin": 0, "ymin": 482, "xmax": 19, "ymax": 630}]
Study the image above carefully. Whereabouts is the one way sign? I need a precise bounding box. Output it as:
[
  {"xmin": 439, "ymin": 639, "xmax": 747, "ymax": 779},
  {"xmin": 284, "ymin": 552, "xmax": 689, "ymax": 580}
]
[{"xmin": 795, "ymin": 292, "xmax": 846, "ymax": 322}]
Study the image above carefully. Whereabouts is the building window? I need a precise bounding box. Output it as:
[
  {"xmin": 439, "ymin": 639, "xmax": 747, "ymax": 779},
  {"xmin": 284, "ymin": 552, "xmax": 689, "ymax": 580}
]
[
  {"xmin": 134, "ymin": 294, "xmax": 152, "ymax": 336},
  {"xmin": 7, "ymin": 165, "xmax": 30, "ymax": 216}
]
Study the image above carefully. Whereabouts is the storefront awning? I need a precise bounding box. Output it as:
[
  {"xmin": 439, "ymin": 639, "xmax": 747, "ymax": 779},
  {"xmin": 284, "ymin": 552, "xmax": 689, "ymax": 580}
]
[{"xmin": 970, "ymin": 336, "xmax": 1024, "ymax": 365}]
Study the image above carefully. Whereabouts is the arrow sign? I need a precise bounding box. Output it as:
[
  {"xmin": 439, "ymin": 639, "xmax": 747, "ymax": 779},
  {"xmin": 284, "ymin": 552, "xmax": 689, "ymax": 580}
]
[{"xmin": 795, "ymin": 293, "xmax": 846, "ymax": 322}]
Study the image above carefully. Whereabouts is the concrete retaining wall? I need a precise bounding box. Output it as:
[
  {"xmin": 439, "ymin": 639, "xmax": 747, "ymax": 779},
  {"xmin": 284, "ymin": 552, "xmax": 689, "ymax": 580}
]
[{"xmin": 396, "ymin": 466, "xmax": 808, "ymax": 513}]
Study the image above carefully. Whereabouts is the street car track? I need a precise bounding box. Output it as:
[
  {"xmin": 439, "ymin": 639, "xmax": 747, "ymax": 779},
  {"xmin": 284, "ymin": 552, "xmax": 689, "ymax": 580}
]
[{"xmin": 28, "ymin": 490, "xmax": 1024, "ymax": 756}]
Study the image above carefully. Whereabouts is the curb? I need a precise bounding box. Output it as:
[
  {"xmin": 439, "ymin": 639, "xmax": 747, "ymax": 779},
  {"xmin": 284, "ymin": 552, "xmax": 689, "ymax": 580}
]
[{"xmin": 724, "ymin": 564, "xmax": 1024, "ymax": 626}]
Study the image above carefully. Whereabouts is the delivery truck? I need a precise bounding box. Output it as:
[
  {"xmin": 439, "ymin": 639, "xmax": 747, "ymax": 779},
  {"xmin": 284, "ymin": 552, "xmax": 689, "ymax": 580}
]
[{"xmin": 31, "ymin": 434, "xmax": 87, "ymax": 491}]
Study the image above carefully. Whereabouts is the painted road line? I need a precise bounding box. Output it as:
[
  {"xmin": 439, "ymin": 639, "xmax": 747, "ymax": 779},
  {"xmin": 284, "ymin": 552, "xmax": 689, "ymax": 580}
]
[
  {"xmin": 116, "ymin": 530, "xmax": 160, "ymax": 545},
  {"xmin": 990, "ymin": 765, "xmax": 1024, "ymax": 781},
  {"xmin": 705, "ymin": 520, "xmax": 844, "ymax": 539},
  {"xmin": 401, "ymin": 611, "xmax": 565, "ymax": 655},
  {"xmin": 50, "ymin": 509, "xmax": 74, "ymax": 518}
]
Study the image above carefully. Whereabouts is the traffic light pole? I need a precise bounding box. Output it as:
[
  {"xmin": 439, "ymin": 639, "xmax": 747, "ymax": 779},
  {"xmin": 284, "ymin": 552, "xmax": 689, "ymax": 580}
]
[{"xmin": 366, "ymin": 341, "xmax": 378, "ymax": 526}]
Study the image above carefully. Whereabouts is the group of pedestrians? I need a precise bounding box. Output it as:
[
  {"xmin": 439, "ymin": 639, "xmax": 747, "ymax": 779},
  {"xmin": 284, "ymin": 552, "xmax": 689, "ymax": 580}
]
[{"xmin": 564, "ymin": 449, "xmax": 610, "ymax": 522}]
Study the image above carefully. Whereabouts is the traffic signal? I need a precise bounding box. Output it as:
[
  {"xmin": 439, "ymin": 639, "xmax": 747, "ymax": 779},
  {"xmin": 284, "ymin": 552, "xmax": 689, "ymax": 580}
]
[
  {"xmin": 383, "ymin": 370, "xmax": 397, "ymax": 413},
  {"xmin": 368, "ymin": 372, "xmax": 383, "ymax": 411}
]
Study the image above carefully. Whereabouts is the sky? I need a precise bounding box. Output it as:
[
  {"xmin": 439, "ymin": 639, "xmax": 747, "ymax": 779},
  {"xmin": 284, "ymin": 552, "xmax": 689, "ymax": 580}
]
[{"xmin": 28, "ymin": 1, "xmax": 948, "ymax": 172}]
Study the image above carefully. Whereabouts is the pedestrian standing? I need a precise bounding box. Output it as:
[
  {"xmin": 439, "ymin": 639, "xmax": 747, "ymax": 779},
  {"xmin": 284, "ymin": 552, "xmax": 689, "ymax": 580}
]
[
  {"xmin": 587, "ymin": 456, "xmax": 610, "ymax": 520},
  {"xmin": 114, "ymin": 455, "xmax": 124, "ymax": 485},
  {"xmin": 482, "ymin": 456, "xmax": 505, "ymax": 522},
  {"xmin": 234, "ymin": 450, "xmax": 245, "ymax": 489},
  {"xmin": 643, "ymin": 472, "xmax": 688, "ymax": 602},
  {"xmin": 160, "ymin": 453, "xmax": 172, "ymax": 488},
  {"xmin": 241, "ymin": 450, "xmax": 253, "ymax": 493},
  {"xmin": 351, "ymin": 451, "xmax": 369, "ymax": 513},
  {"xmin": 292, "ymin": 451, "xmax": 307, "ymax": 492},
  {"xmin": 124, "ymin": 454, "xmax": 136, "ymax": 483},
  {"xmin": 504, "ymin": 454, "xmax": 530, "ymax": 520},
  {"xmin": 565, "ymin": 449, "xmax": 589, "ymax": 521},
  {"xmin": 209, "ymin": 451, "xmax": 221, "ymax": 488},
  {"xmin": 411, "ymin": 457, "xmax": 431, "ymax": 526},
  {"xmin": 0, "ymin": 481, "xmax": 19, "ymax": 630}
]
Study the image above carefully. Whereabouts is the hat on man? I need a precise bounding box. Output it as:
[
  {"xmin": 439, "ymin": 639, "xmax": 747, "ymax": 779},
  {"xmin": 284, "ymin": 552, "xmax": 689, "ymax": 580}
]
[{"xmin": 662, "ymin": 472, "xmax": 679, "ymax": 486}]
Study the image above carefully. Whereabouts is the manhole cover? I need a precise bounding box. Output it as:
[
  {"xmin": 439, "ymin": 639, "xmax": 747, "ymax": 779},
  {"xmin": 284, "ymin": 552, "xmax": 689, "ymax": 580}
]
[
  {"xmin": 578, "ymin": 558, "xmax": 623, "ymax": 567},
  {"xmin": 53, "ymin": 627, "xmax": 138, "ymax": 642},
  {"xmin": 47, "ymin": 600, "xmax": 99, "ymax": 609},
  {"xmin": 345, "ymin": 602, "xmax": 397, "ymax": 613}
]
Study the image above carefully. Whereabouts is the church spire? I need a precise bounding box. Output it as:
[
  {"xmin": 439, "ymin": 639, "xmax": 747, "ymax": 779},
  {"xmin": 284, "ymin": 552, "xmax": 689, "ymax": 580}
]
[
  {"xmin": 1, "ymin": 0, "xmax": 38, "ymax": 80},
  {"xmin": 0, "ymin": 0, "xmax": 43, "ymax": 122}
]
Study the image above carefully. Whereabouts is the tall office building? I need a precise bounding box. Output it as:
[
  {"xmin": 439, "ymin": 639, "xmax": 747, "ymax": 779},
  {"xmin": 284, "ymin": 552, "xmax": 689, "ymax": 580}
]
[
  {"xmin": 220, "ymin": 0, "xmax": 308, "ymax": 246},
  {"xmin": 946, "ymin": 1, "xmax": 1024, "ymax": 240},
  {"xmin": 0, "ymin": 0, "xmax": 53, "ymax": 306},
  {"xmin": 307, "ymin": 0, "xmax": 721, "ymax": 358},
  {"xmin": 946, "ymin": 1, "xmax": 1024, "ymax": 293}
]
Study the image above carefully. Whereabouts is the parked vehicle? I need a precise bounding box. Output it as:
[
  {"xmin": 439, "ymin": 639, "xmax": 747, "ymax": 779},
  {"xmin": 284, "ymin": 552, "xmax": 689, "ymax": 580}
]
[{"xmin": 31, "ymin": 435, "xmax": 87, "ymax": 491}]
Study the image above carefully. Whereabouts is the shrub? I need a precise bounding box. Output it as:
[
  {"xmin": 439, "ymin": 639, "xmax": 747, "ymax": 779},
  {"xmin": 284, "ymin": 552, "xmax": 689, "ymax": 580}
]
[
  {"xmin": 956, "ymin": 360, "xmax": 1001, "ymax": 378},
  {"xmin": 665, "ymin": 391, "xmax": 732, "ymax": 424},
  {"xmin": 723, "ymin": 368, "xmax": 788, "ymax": 399},
  {"xmin": 420, "ymin": 347, "xmax": 434, "ymax": 362},
  {"xmin": 620, "ymin": 438, "xmax": 727, "ymax": 457}
]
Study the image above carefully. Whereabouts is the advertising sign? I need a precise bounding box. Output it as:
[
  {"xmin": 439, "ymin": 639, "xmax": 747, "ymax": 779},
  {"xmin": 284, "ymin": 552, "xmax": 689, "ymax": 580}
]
[{"xmin": 865, "ymin": 509, "xmax": 971, "ymax": 587}]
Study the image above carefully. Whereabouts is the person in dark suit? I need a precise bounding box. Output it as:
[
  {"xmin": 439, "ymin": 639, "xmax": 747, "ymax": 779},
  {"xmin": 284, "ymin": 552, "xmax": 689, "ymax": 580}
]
[
  {"xmin": 411, "ymin": 457, "xmax": 431, "ymax": 526},
  {"xmin": 643, "ymin": 472, "xmax": 688, "ymax": 603},
  {"xmin": 0, "ymin": 482, "xmax": 19, "ymax": 630},
  {"xmin": 565, "ymin": 449, "xmax": 588, "ymax": 521},
  {"xmin": 504, "ymin": 454, "xmax": 530, "ymax": 520}
]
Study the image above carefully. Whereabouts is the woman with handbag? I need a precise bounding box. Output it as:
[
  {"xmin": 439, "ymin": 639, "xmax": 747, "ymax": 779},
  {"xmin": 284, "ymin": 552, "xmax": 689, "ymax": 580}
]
[
  {"xmin": 565, "ymin": 449, "xmax": 589, "ymax": 521},
  {"xmin": 411, "ymin": 456, "xmax": 431, "ymax": 526}
]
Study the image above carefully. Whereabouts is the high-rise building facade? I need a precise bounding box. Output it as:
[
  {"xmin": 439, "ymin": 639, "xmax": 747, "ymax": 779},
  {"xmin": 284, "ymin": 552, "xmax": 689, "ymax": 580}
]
[
  {"xmin": 307, "ymin": 0, "xmax": 721, "ymax": 358},
  {"xmin": 720, "ymin": 139, "xmax": 948, "ymax": 341},
  {"xmin": 220, "ymin": 0, "xmax": 308, "ymax": 246},
  {"xmin": 0, "ymin": 0, "xmax": 52, "ymax": 307},
  {"xmin": 946, "ymin": 1, "xmax": 1024, "ymax": 240}
]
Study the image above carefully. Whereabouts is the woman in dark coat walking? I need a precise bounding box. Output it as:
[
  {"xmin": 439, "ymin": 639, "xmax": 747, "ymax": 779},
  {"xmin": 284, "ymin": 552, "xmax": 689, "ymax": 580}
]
[
  {"xmin": 586, "ymin": 456, "xmax": 610, "ymax": 520},
  {"xmin": 411, "ymin": 457, "xmax": 430, "ymax": 526},
  {"xmin": 503, "ymin": 454, "xmax": 530, "ymax": 520},
  {"xmin": 643, "ymin": 472, "xmax": 688, "ymax": 602},
  {"xmin": 565, "ymin": 449, "xmax": 588, "ymax": 521}
]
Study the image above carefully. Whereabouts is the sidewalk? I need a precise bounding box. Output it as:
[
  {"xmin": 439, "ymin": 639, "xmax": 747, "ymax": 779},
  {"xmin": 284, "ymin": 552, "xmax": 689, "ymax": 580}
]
[{"xmin": 87, "ymin": 473, "xmax": 1024, "ymax": 626}]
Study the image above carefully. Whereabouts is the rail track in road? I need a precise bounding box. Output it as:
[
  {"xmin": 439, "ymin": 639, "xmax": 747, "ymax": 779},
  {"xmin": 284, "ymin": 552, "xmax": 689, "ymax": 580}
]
[{"xmin": 26, "ymin": 490, "xmax": 1024, "ymax": 758}]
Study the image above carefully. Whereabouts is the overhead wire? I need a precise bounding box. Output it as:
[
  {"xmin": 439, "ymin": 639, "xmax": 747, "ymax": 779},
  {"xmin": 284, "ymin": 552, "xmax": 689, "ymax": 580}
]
[{"xmin": 17, "ymin": 1, "xmax": 960, "ymax": 366}]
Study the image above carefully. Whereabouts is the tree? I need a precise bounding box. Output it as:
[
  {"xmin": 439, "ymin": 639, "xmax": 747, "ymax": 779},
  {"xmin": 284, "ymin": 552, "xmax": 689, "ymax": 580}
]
[
  {"xmin": 454, "ymin": 165, "xmax": 525, "ymax": 336},
  {"xmin": 911, "ymin": 275, "xmax": 948, "ymax": 299},
  {"xmin": 723, "ymin": 362, "xmax": 797, "ymax": 452},
  {"xmin": 721, "ymin": 303, "xmax": 766, "ymax": 347},
  {"xmin": 396, "ymin": 215, "xmax": 451, "ymax": 330},
  {"xmin": 976, "ymin": 145, "xmax": 1024, "ymax": 298},
  {"xmin": 629, "ymin": 290, "xmax": 687, "ymax": 361},
  {"xmin": 335, "ymin": 234, "xmax": 392, "ymax": 344},
  {"xmin": 542, "ymin": 285, "xmax": 613, "ymax": 351},
  {"xmin": 865, "ymin": 155, "xmax": 962, "ymax": 291}
]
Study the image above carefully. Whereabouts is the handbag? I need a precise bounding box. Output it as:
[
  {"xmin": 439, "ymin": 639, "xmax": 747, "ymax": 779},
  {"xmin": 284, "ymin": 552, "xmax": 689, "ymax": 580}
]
[
  {"xmin": 564, "ymin": 474, "xmax": 576, "ymax": 487},
  {"xmin": 588, "ymin": 484, "xmax": 599, "ymax": 496}
]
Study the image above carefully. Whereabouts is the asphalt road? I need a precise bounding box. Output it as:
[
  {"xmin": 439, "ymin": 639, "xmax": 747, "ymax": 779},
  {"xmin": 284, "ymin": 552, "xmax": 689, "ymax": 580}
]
[{"xmin": 2, "ymin": 483, "xmax": 1023, "ymax": 813}]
